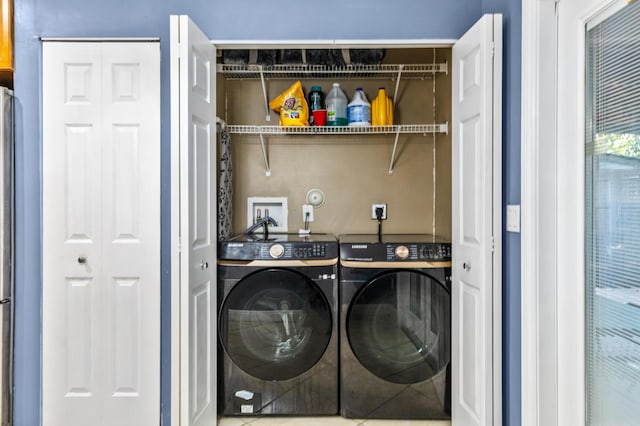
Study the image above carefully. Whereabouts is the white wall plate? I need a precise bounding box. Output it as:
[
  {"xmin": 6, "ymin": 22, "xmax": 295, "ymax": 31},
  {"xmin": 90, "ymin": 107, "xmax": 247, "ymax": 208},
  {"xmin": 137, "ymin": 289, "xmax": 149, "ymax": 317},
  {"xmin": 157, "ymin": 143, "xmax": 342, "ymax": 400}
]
[{"xmin": 247, "ymin": 196, "xmax": 288, "ymax": 233}]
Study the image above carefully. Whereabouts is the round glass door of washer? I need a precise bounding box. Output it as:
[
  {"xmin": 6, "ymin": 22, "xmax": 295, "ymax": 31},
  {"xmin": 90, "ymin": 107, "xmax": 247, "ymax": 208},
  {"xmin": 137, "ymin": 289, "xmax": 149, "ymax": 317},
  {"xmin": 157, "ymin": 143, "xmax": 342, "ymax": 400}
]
[
  {"xmin": 346, "ymin": 269, "xmax": 450, "ymax": 384},
  {"xmin": 219, "ymin": 268, "xmax": 332, "ymax": 381}
]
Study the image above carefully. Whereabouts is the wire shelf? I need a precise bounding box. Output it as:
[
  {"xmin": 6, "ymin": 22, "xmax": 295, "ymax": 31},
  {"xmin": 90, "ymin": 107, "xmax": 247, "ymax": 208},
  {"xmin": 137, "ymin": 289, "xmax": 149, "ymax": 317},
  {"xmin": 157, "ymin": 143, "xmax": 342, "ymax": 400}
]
[
  {"xmin": 218, "ymin": 62, "xmax": 448, "ymax": 175},
  {"xmin": 218, "ymin": 63, "xmax": 448, "ymax": 80},
  {"xmin": 227, "ymin": 123, "xmax": 448, "ymax": 176},
  {"xmin": 226, "ymin": 123, "xmax": 448, "ymax": 135}
]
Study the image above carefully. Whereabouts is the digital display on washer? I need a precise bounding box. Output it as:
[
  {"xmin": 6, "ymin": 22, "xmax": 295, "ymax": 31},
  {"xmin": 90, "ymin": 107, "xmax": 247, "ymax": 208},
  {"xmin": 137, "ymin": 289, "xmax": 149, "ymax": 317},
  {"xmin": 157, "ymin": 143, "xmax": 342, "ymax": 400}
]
[{"xmin": 339, "ymin": 234, "xmax": 451, "ymax": 262}]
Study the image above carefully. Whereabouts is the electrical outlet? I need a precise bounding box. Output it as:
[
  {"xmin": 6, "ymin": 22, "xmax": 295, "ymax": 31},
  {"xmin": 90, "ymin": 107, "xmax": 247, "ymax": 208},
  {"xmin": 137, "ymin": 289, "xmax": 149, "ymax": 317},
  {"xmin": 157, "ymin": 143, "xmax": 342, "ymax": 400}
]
[
  {"xmin": 371, "ymin": 203, "xmax": 387, "ymax": 220},
  {"xmin": 302, "ymin": 204, "xmax": 314, "ymax": 222}
]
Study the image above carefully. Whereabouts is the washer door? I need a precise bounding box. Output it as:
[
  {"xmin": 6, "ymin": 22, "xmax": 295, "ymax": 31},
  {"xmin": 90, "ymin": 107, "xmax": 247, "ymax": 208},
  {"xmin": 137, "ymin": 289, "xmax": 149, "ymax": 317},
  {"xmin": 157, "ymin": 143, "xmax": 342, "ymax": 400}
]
[
  {"xmin": 346, "ymin": 269, "xmax": 450, "ymax": 384},
  {"xmin": 219, "ymin": 268, "xmax": 332, "ymax": 381}
]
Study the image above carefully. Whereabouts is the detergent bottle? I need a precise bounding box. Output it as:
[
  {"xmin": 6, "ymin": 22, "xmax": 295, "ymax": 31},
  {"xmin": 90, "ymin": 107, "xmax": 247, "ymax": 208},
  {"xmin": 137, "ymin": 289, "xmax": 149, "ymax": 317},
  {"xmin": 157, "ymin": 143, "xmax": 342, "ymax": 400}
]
[
  {"xmin": 325, "ymin": 83, "xmax": 348, "ymax": 126},
  {"xmin": 347, "ymin": 88, "xmax": 371, "ymax": 126},
  {"xmin": 372, "ymin": 87, "xmax": 393, "ymax": 126}
]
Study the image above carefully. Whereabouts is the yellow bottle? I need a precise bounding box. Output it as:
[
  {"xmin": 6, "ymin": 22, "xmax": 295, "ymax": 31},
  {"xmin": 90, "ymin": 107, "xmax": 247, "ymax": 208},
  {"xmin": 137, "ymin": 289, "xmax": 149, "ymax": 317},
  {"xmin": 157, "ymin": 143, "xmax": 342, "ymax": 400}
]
[
  {"xmin": 371, "ymin": 96, "xmax": 379, "ymax": 125},
  {"xmin": 372, "ymin": 88, "xmax": 393, "ymax": 126}
]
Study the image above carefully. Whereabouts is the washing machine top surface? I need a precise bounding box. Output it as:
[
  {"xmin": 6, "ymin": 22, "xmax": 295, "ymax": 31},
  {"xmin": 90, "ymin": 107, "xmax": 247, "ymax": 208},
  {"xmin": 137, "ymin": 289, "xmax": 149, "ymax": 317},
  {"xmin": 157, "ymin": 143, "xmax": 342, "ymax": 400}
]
[
  {"xmin": 219, "ymin": 233, "xmax": 338, "ymax": 260},
  {"xmin": 339, "ymin": 233, "xmax": 451, "ymax": 262}
]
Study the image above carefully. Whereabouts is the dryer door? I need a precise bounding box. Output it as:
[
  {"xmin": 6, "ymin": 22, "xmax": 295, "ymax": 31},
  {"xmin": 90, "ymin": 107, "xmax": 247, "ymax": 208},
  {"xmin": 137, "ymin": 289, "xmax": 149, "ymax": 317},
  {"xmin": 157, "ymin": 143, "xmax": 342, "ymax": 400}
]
[
  {"xmin": 347, "ymin": 269, "xmax": 450, "ymax": 384},
  {"xmin": 219, "ymin": 268, "xmax": 332, "ymax": 380}
]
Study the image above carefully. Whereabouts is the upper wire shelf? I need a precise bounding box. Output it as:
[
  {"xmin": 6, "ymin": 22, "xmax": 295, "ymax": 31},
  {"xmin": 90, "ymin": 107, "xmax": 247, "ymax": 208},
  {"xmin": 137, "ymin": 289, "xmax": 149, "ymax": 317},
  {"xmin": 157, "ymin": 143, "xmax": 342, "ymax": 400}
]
[{"xmin": 217, "ymin": 63, "xmax": 448, "ymax": 80}]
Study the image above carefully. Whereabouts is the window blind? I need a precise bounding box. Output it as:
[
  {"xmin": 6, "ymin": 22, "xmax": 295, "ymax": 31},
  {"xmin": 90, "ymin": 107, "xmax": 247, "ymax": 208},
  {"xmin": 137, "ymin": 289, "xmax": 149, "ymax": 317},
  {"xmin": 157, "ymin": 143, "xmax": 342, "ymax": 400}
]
[{"xmin": 585, "ymin": 2, "xmax": 640, "ymax": 425}]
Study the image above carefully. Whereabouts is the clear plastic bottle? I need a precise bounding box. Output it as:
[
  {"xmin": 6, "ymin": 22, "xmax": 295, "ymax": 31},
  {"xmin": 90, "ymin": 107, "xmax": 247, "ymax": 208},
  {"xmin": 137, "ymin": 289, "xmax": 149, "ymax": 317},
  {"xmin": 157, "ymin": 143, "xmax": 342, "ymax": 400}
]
[
  {"xmin": 325, "ymin": 83, "xmax": 348, "ymax": 126},
  {"xmin": 347, "ymin": 88, "xmax": 371, "ymax": 126}
]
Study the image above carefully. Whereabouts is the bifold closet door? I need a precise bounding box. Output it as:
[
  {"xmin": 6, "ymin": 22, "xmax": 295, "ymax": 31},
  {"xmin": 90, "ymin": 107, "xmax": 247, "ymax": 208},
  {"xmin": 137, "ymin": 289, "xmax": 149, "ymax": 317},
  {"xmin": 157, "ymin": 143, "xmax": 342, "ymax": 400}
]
[
  {"xmin": 452, "ymin": 14, "xmax": 502, "ymax": 426},
  {"xmin": 42, "ymin": 41, "xmax": 160, "ymax": 426}
]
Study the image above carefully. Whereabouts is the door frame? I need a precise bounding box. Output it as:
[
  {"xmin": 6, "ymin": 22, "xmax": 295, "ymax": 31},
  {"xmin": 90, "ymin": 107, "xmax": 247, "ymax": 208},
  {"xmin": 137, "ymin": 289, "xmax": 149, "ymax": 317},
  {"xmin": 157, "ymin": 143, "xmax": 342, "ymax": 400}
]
[
  {"xmin": 520, "ymin": 1, "xmax": 629, "ymax": 425},
  {"xmin": 520, "ymin": 1, "xmax": 560, "ymax": 424},
  {"xmin": 170, "ymin": 19, "xmax": 502, "ymax": 425}
]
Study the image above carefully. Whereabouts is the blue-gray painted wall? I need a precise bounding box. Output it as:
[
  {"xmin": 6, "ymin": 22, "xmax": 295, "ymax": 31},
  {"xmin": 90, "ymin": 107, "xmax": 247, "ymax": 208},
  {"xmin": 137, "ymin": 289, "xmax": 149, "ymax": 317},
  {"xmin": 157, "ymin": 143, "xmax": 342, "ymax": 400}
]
[{"xmin": 13, "ymin": 1, "xmax": 520, "ymax": 425}]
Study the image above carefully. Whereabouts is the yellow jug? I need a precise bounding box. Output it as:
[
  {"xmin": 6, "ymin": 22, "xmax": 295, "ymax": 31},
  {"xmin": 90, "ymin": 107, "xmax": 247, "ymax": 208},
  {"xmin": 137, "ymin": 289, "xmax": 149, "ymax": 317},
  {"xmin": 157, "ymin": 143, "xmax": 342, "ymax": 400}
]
[{"xmin": 372, "ymin": 88, "xmax": 393, "ymax": 126}]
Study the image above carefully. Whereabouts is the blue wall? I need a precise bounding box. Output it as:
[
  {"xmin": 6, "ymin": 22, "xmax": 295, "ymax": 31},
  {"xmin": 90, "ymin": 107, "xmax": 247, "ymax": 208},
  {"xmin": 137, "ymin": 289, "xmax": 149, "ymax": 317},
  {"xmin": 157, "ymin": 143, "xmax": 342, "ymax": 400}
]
[{"xmin": 13, "ymin": 1, "xmax": 520, "ymax": 425}]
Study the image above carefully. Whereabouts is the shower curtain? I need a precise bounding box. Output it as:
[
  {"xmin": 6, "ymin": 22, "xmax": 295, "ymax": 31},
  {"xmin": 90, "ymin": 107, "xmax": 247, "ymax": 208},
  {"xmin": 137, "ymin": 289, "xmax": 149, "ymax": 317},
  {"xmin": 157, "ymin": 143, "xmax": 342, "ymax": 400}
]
[{"xmin": 218, "ymin": 125, "xmax": 233, "ymax": 240}]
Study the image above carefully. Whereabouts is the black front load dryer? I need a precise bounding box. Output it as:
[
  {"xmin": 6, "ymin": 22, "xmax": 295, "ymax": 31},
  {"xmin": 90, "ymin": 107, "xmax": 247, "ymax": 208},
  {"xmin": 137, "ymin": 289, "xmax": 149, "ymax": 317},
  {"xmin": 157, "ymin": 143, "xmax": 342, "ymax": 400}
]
[
  {"xmin": 339, "ymin": 234, "xmax": 452, "ymax": 420},
  {"xmin": 217, "ymin": 233, "xmax": 339, "ymax": 416}
]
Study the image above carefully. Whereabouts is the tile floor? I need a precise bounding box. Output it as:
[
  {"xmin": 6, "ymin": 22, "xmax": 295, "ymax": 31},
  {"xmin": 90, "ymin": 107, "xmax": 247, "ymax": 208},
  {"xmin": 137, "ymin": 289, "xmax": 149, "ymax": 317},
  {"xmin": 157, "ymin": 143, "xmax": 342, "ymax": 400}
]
[{"xmin": 218, "ymin": 416, "xmax": 451, "ymax": 425}]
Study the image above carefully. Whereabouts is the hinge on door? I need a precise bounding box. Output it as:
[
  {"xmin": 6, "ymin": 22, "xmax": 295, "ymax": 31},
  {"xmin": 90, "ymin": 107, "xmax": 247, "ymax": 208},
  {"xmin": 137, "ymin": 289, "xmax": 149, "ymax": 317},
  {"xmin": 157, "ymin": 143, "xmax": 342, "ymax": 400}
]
[{"xmin": 491, "ymin": 236, "xmax": 495, "ymax": 253}]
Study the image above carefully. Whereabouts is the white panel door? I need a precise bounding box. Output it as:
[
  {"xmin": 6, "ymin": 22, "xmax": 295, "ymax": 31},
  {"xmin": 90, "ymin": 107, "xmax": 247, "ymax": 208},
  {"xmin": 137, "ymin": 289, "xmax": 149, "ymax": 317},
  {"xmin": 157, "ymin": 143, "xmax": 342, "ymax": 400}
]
[
  {"xmin": 170, "ymin": 15, "xmax": 217, "ymax": 426},
  {"xmin": 42, "ymin": 41, "xmax": 160, "ymax": 426},
  {"xmin": 452, "ymin": 14, "xmax": 502, "ymax": 426}
]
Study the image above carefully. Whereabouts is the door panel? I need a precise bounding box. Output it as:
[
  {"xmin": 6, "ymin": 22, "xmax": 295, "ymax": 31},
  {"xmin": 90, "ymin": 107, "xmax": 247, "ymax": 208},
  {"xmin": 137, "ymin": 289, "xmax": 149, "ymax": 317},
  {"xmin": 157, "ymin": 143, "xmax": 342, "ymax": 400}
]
[
  {"xmin": 110, "ymin": 125, "xmax": 139, "ymax": 240},
  {"xmin": 111, "ymin": 277, "xmax": 141, "ymax": 396},
  {"xmin": 43, "ymin": 41, "xmax": 160, "ymax": 426},
  {"xmin": 461, "ymin": 116, "xmax": 481, "ymax": 245},
  {"xmin": 459, "ymin": 280, "xmax": 480, "ymax": 417},
  {"xmin": 43, "ymin": 42, "xmax": 103, "ymax": 425},
  {"xmin": 64, "ymin": 277, "xmax": 95, "ymax": 397},
  {"xmin": 193, "ymin": 120, "xmax": 212, "ymax": 250},
  {"xmin": 101, "ymin": 42, "xmax": 160, "ymax": 424},
  {"xmin": 452, "ymin": 14, "xmax": 501, "ymax": 426},
  {"xmin": 65, "ymin": 125, "xmax": 98, "ymax": 241},
  {"xmin": 192, "ymin": 281, "xmax": 212, "ymax": 422},
  {"xmin": 171, "ymin": 15, "xmax": 217, "ymax": 426}
]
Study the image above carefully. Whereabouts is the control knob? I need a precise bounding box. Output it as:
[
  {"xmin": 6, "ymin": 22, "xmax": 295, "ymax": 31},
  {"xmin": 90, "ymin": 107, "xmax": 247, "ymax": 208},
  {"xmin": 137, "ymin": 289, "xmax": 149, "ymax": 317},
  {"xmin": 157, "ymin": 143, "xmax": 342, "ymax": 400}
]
[
  {"xmin": 395, "ymin": 245, "xmax": 409, "ymax": 260},
  {"xmin": 269, "ymin": 244, "xmax": 285, "ymax": 259}
]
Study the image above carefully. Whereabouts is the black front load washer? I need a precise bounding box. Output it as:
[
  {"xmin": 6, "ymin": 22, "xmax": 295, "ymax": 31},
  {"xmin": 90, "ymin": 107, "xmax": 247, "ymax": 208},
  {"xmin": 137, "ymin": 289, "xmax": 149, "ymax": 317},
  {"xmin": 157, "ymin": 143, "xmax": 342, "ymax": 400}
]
[
  {"xmin": 339, "ymin": 234, "xmax": 452, "ymax": 420},
  {"xmin": 217, "ymin": 233, "xmax": 339, "ymax": 416}
]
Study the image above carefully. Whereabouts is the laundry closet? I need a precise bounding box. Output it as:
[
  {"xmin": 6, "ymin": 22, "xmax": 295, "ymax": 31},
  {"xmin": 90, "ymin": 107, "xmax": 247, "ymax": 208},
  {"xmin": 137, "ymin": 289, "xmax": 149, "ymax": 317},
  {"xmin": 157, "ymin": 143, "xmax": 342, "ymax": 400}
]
[
  {"xmin": 170, "ymin": 14, "xmax": 501, "ymax": 426},
  {"xmin": 218, "ymin": 47, "xmax": 452, "ymax": 237}
]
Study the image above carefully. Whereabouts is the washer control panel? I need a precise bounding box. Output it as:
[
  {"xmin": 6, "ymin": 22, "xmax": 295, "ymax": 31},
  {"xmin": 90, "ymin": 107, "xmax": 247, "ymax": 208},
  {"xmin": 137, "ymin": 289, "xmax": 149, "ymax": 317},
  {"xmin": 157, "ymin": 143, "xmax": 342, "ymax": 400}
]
[
  {"xmin": 340, "ymin": 235, "xmax": 451, "ymax": 262},
  {"xmin": 385, "ymin": 243, "xmax": 451, "ymax": 261},
  {"xmin": 259, "ymin": 243, "xmax": 335, "ymax": 260},
  {"xmin": 219, "ymin": 235, "xmax": 339, "ymax": 261}
]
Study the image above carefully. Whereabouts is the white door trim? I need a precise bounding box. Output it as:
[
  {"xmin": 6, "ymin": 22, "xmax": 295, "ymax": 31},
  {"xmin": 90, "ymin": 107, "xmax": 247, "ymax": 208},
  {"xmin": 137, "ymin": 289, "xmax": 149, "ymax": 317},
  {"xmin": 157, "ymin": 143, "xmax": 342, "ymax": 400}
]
[
  {"xmin": 491, "ymin": 17, "xmax": 503, "ymax": 426},
  {"xmin": 169, "ymin": 16, "xmax": 180, "ymax": 426},
  {"xmin": 520, "ymin": 1, "xmax": 559, "ymax": 425},
  {"xmin": 520, "ymin": 1, "xmax": 539, "ymax": 423}
]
